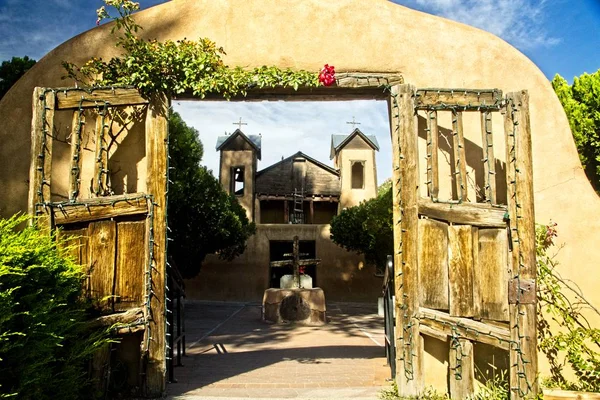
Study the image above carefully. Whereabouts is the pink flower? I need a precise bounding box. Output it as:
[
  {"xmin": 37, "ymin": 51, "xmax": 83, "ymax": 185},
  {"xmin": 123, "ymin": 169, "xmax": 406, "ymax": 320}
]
[{"xmin": 319, "ymin": 64, "xmax": 336, "ymax": 86}]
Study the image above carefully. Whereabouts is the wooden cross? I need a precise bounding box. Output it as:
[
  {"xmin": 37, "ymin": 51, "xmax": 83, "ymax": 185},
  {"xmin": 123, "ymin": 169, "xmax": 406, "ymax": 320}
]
[
  {"xmin": 233, "ymin": 117, "xmax": 247, "ymax": 130},
  {"xmin": 346, "ymin": 116, "xmax": 361, "ymax": 129},
  {"xmin": 269, "ymin": 236, "xmax": 321, "ymax": 288}
]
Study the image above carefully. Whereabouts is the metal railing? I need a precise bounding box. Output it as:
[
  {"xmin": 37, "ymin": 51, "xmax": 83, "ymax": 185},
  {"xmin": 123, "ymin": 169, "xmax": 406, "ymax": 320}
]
[
  {"xmin": 167, "ymin": 259, "xmax": 186, "ymax": 383},
  {"xmin": 383, "ymin": 255, "xmax": 396, "ymax": 379}
]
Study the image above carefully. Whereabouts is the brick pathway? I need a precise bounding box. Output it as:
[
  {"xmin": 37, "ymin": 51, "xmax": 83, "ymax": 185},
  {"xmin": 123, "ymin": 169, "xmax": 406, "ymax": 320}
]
[{"xmin": 166, "ymin": 301, "xmax": 391, "ymax": 399}]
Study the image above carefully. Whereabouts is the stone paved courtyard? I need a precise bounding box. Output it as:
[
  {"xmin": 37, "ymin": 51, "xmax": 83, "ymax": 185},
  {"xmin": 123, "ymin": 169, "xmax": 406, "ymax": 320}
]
[{"xmin": 166, "ymin": 301, "xmax": 391, "ymax": 399}]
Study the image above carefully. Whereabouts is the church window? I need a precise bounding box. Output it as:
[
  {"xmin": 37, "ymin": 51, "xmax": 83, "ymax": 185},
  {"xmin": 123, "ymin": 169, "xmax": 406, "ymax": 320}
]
[
  {"xmin": 351, "ymin": 161, "xmax": 365, "ymax": 189},
  {"xmin": 231, "ymin": 166, "xmax": 245, "ymax": 195}
]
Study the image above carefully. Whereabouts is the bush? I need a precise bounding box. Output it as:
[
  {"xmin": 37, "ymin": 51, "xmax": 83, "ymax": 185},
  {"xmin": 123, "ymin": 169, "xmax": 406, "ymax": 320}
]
[{"xmin": 0, "ymin": 216, "xmax": 107, "ymax": 399}]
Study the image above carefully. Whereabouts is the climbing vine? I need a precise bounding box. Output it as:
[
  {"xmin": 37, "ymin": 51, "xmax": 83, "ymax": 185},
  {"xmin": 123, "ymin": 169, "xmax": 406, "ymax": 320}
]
[
  {"xmin": 63, "ymin": 0, "xmax": 326, "ymax": 98},
  {"xmin": 536, "ymin": 223, "xmax": 600, "ymax": 392}
]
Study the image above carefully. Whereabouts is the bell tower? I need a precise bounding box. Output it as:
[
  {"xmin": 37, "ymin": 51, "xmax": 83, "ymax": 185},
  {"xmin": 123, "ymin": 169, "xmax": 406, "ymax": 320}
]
[
  {"xmin": 216, "ymin": 128, "xmax": 261, "ymax": 221},
  {"xmin": 330, "ymin": 128, "xmax": 379, "ymax": 210}
]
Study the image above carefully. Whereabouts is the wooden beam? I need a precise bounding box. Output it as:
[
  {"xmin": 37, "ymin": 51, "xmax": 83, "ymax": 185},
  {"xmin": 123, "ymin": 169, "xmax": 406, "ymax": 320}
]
[
  {"xmin": 257, "ymin": 194, "xmax": 339, "ymax": 202},
  {"xmin": 504, "ymin": 90, "xmax": 538, "ymax": 399},
  {"xmin": 415, "ymin": 88, "xmax": 503, "ymax": 110},
  {"xmin": 93, "ymin": 108, "xmax": 110, "ymax": 196},
  {"xmin": 452, "ymin": 111, "xmax": 468, "ymax": 202},
  {"xmin": 144, "ymin": 94, "xmax": 169, "ymax": 396},
  {"xmin": 89, "ymin": 307, "xmax": 145, "ymax": 329},
  {"xmin": 309, "ymin": 199, "xmax": 314, "ymax": 224},
  {"xmin": 449, "ymin": 339, "xmax": 475, "ymax": 399},
  {"xmin": 419, "ymin": 307, "xmax": 510, "ymax": 350},
  {"xmin": 269, "ymin": 258, "xmax": 321, "ymax": 268},
  {"xmin": 68, "ymin": 110, "xmax": 85, "ymax": 201},
  {"xmin": 28, "ymin": 88, "xmax": 55, "ymax": 227},
  {"xmin": 426, "ymin": 110, "xmax": 439, "ymax": 199},
  {"xmin": 418, "ymin": 198, "xmax": 507, "ymax": 228},
  {"xmin": 390, "ymin": 83, "xmax": 423, "ymax": 395},
  {"xmin": 55, "ymin": 88, "xmax": 148, "ymax": 110},
  {"xmin": 419, "ymin": 324, "xmax": 447, "ymax": 342},
  {"xmin": 177, "ymin": 73, "xmax": 404, "ymax": 102},
  {"xmin": 51, "ymin": 195, "xmax": 148, "ymax": 225},
  {"xmin": 480, "ymin": 111, "xmax": 497, "ymax": 204}
]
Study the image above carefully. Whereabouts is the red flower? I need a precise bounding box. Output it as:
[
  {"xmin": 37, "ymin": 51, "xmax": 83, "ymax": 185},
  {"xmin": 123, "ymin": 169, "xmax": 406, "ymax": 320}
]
[
  {"xmin": 319, "ymin": 64, "xmax": 336, "ymax": 86},
  {"xmin": 299, "ymin": 266, "xmax": 306, "ymax": 275}
]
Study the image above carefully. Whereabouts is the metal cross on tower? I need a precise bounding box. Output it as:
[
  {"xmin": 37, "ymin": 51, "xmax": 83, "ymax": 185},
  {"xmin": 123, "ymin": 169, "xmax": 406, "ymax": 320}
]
[
  {"xmin": 233, "ymin": 117, "xmax": 248, "ymax": 130},
  {"xmin": 346, "ymin": 116, "xmax": 361, "ymax": 129}
]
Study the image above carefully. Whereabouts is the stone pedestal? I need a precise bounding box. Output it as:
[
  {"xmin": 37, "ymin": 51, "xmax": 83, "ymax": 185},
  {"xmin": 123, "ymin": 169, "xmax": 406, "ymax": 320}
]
[{"xmin": 262, "ymin": 288, "xmax": 326, "ymax": 325}]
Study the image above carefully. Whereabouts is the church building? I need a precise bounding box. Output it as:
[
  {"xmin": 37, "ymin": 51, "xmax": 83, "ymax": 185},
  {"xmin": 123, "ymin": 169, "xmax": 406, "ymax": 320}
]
[{"xmin": 184, "ymin": 127, "xmax": 385, "ymax": 302}]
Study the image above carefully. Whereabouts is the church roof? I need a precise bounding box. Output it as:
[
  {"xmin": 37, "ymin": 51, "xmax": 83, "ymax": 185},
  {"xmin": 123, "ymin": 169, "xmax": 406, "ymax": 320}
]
[
  {"xmin": 330, "ymin": 128, "xmax": 380, "ymax": 159},
  {"xmin": 215, "ymin": 129, "xmax": 262, "ymax": 160},
  {"xmin": 255, "ymin": 152, "xmax": 340, "ymax": 196}
]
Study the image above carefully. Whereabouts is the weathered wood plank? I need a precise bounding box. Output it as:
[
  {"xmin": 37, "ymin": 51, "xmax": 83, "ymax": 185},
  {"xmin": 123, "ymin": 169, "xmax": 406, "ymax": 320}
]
[
  {"xmin": 448, "ymin": 225, "xmax": 475, "ymax": 317},
  {"xmin": 89, "ymin": 307, "xmax": 144, "ymax": 329},
  {"xmin": 115, "ymin": 221, "xmax": 146, "ymax": 311},
  {"xmin": 418, "ymin": 198, "xmax": 507, "ymax": 227},
  {"xmin": 415, "ymin": 88, "xmax": 503, "ymax": 109},
  {"xmin": 57, "ymin": 227, "xmax": 89, "ymax": 266},
  {"xmin": 52, "ymin": 194, "xmax": 148, "ymax": 225},
  {"xmin": 449, "ymin": 339, "xmax": 475, "ymax": 399},
  {"xmin": 504, "ymin": 91, "xmax": 538, "ymax": 399},
  {"xmin": 543, "ymin": 390, "xmax": 600, "ymax": 400},
  {"xmin": 471, "ymin": 227, "xmax": 482, "ymax": 319},
  {"xmin": 144, "ymin": 94, "xmax": 169, "ymax": 396},
  {"xmin": 68, "ymin": 110, "xmax": 85, "ymax": 201},
  {"xmin": 88, "ymin": 220, "xmax": 117, "ymax": 311},
  {"xmin": 93, "ymin": 109, "xmax": 110, "ymax": 196},
  {"xmin": 480, "ymin": 111, "xmax": 497, "ymax": 204},
  {"xmin": 419, "ymin": 307, "xmax": 510, "ymax": 350},
  {"xmin": 418, "ymin": 218, "xmax": 449, "ymax": 310},
  {"xmin": 390, "ymin": 83, "xmax": 423, "ymax": 395},
  {"xmin": 426, "ymin": 110, "xmax": 439, "ymax": 199},
  {"xmin": 419, "ymin": 324, "xmax": 447, "ymax": 342},
  {"xmin": 452, "ymin": 111, "xmax": 468, "ymax": 202},
  {"xmin": 55, "ymin": 88, "xmax": 148, "ymax": 110},
  {"xmin": 477, "ymin": 228, "xmax": 509, "ymax": 321},
  {"xmin": 28, "ymin": 88, "xmax": 55, "ymax": 228}
]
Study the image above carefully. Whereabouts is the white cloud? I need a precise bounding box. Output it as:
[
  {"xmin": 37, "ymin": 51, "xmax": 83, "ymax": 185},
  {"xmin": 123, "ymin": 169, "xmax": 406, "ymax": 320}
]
[
  {"xmin": 410, "ymin": 0, "xmax": 560, "ymax": 49},
  {"xmin": 173, "ymin": 100, "xmax": 393, "ymax": 184}
]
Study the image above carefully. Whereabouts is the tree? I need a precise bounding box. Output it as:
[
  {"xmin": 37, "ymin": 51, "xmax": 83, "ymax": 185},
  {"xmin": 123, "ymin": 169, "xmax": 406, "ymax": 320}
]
[
  {"xmin": 0, "ymin": 56, "xmax": 36, "ymax": 100},
  {"xmin": 168, "ymin": 111, "xmax": 256, "ymax": 278},
  {"xmin": 330, "ymin": 185, "xmax": 393, "ymax": 273},
  {"xmin": 552, "ymin": 70, "xmax": 600, "ymax": 192}
]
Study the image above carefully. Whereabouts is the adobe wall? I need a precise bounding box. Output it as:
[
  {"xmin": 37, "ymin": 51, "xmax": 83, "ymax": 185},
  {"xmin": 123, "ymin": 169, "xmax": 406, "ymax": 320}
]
[
  {"xmin": 0, "ymin": 0, "xmax": 599, "ymax": 387},
  {"xmin": 338, "ymin": 147, "xmax": 378, "ymax": 209},
  {"xmin": 185, "ymin": 224, "xmax": 381, "ymax": 302}
]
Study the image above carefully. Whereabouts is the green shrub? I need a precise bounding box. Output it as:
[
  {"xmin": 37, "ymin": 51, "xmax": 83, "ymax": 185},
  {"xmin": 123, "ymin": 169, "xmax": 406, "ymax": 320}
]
[{"xmin": 0, "ymin": 215, "xmax": 108, "ymax": 399}]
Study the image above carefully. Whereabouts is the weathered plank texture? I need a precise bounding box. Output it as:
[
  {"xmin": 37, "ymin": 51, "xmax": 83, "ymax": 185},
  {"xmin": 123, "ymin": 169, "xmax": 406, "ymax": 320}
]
[
  {"xmin": 480, "ymin": 111, "xmax": 497, "ymax": 204},
  {"xmin": 477, "ymin": 228, "xmax": 509, "ymax": 321},
  {"xmin": 449, "ymin": 339, "xmax": 475, "ymax": 400},
  {"xmin": 88, "ymin": 220, "xmax": 117, "ymax": 311},
  {"xmin": 426, "ymin": 110, "xmax": 439, "ymax": 199},
  {"xmin": 28, "ymin": 88, "xmax": 55, "ymax": 229},
  {"xmin": 55, "ymin": 88, "xmax": 148, "ymax": 110},
  {"xmin": 52, "ymin": 195, "xmax": 148, "ymax": 225},
  {"xmin": 57, "ymin": 227, "xmax": 89, "ymax": 266},
  {"xmin": 419, "ymin": 307, "xmax": 510, "ymax": 350},
  {"xmin": 93, "ymin": 110, "xmax": 110, "ymax": 196},
  {"xmin": 144, "ymin": 95, "xmax": 169, "ymax": 396},
  {"xmin": 418, "ymin": 198, "xmax": 507, "ymax": 228},
  {"xmin": 115, "ymin": 221, "xmax": 146, "ymax": 311},
  {"xmin": 390, "ymin": 83, "xmax": 423, "ymax": 395},
  {"xmin": 418, "ymin": 218, "xmax": 449, "ymax": 310},
  {"xmin": 448, "ymin": 225, "xmax": 475, "ymax": 317},
  {"xmin": 415, "ymin": 88, "xmax": 503, "ymax": 109},
  {"xmin": 452, "ymin": 111, "xmax": 468, "ymax": 201},
  {"xmin": 68, "ymin": 110, "xmax": 85, "ymax": 201},
  {"xmin": 504, "ymin": 91, "xmax": 538, "ymax": 399}
]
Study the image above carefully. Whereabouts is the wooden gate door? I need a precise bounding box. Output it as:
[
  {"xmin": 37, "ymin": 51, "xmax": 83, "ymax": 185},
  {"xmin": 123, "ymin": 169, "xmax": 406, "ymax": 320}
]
[
  {"xmin": 27, "ymin": 87, "xmax": 169, "ymax": 396},
  {"xmin": 388, "ymin": 84, "xmax": 537, "ymax": 399}
]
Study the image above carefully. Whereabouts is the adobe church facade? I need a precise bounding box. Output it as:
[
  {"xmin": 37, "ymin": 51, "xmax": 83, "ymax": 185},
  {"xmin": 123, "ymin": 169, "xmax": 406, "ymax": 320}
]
[{"xmin": 184, "ymin": 128, "xmax": 383, "ymax": 301}]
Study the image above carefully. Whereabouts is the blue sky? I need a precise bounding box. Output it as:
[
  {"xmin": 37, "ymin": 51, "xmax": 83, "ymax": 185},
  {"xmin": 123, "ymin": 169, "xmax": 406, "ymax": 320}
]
[{"xmin": 1, "ymin": 0, "xmax": 599, "ymax": 182}]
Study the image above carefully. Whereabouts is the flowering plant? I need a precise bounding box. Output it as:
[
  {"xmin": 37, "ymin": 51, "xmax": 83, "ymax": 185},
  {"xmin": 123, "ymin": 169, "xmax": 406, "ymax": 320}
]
[{"xmin": 319, "ymin": 64, "xmax": 336, "ymax": 86}]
